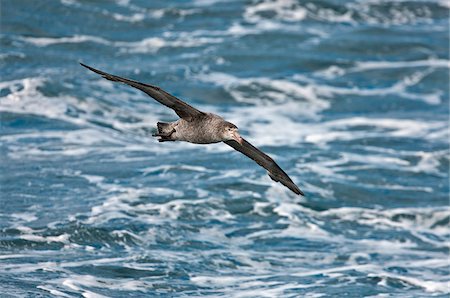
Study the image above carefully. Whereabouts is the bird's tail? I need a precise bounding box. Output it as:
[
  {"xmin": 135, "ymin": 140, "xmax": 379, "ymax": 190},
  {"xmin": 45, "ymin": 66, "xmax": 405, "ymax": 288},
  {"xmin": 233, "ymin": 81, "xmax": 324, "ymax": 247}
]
[
  {"xmin": 157, "ymin": 122, "xmax": 173, "ymax": 135},
  {"xmin": 152, "ymin": 122, "xmax": 175, "ymax": 142}
]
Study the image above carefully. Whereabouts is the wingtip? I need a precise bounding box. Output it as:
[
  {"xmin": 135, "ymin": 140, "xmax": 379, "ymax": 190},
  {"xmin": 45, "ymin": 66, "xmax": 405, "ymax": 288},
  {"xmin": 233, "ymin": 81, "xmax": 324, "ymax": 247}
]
[
  {"xmin": 79, "ymin": 62, "xmax": 111, "ymax": 79},
  {"xmin": 79, "ymin": 62, "xmax": 95, "ymax": 72},
  {"xmin": 293, "ymin": 185, "xmax": 305, "ymax": 196},
  {"xmin": 284, "ymin": 179, "xmax": 304, "ymax": 196},
  {"xmin": 268, "ymin": 172, "xmax": 304, "ymax": 196}
]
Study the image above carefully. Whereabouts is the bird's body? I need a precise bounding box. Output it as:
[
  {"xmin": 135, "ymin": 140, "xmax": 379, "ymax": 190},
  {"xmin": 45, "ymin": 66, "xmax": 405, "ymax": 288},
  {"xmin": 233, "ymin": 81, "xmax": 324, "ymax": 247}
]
[
  {"xmin": 80, "ymin": 63, "xmax": 304, "ymax": 196},
  {"xmin": 157, "ymin": 113, "xmax": 230, "ymax": 144}
]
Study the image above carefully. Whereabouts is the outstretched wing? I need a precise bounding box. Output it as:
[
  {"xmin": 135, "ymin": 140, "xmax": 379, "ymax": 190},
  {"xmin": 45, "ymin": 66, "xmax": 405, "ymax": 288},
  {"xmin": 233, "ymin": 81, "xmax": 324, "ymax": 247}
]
[
  {"xmin": 80, "ymin": 63, "xmax": 204, "ymax": 121},
  {"xmin": 225, "ymin": 139, "xmax": 304, "ymax": 196}
]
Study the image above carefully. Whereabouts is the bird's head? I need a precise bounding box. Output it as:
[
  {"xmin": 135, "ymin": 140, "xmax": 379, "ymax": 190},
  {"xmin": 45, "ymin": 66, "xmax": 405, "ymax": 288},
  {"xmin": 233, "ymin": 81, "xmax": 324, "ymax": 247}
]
[{"xmin": 222, "ymin": 122, "xmax": 243, "ymax": 145}]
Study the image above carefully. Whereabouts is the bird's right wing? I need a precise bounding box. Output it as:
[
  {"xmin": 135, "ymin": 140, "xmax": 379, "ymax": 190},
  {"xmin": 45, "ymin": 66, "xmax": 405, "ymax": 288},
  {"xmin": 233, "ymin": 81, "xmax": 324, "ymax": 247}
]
[
  {"xmin": 80, "ymin": 63, "xmax": 204, "ymax": 121},
  {"xmin": 225, "ymin": 138, "xmax": 304, "ymax": 196}
]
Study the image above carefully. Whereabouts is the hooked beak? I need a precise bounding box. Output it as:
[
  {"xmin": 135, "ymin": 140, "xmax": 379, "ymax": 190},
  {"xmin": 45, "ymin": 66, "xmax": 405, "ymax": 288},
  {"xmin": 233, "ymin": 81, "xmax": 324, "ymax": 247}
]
[{"xmin": 232, "ymin": 131, "xmax": 244, "ymax": 145}]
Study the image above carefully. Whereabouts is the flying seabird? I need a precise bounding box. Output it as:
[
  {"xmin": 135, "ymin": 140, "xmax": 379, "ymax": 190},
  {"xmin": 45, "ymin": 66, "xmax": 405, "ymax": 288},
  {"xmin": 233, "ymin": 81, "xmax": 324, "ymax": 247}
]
[{"xmin": 80, "ymin": 63, "xmax": 304, "ymax": 196}]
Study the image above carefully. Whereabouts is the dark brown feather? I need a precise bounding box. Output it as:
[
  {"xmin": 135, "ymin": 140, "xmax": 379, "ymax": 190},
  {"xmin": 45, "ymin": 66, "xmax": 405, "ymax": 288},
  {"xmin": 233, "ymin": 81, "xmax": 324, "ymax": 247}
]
[
  {"xmin": 225, "ymin": 139, "xmax": 304, "ymax": 196},
  {"xmin": 80, "ymin": 63, "xmax": 204, "ymax": 121}
]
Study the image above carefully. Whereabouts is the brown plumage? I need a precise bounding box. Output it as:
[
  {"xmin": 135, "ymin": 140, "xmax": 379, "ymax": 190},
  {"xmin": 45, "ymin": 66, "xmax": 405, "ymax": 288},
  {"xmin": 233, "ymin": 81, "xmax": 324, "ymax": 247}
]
[{"xmin": 80, "ymin": 63, "xmax": 304, "ymax": 196}]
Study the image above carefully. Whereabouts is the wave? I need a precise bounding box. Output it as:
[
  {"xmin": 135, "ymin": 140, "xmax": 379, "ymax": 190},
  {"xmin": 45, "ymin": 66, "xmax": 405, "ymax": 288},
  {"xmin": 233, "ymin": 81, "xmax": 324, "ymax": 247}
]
[
  {"xmin": 195, "ymin": 71, "xmax": 329, "ymax": 112},
  {"xmin": 305, "ymin": 117, "xmax": 447, "ymax": 144},
  {"xmin": 353, "ymin": 59, "xmax": 450, "ymax": 71},
  {"xmin": 240, "ymin": 0, "xmax": 442, "ymax": 30},
  {"xmin": 19, "ymin": 35, "xmax": 110, "ymax": 47},
  {"xmin": 317, "ymin": 58, "xmax": 450, "ymax": 80},
  {"xmin": 315, "ymin": 67, "xmax": 443, "ymax": 105},
  {"xmin": 1, "ymin": 72, "xmax": 446, "ymax": 165},
  {"xmin": 2, "ymin": 0, "xmax": 449, "ymax": 297},
  {"xmin": 110, "ymin": 12, "xmax": 146, "ymax": 23},
  {"xmin": 116, "ymin": 35, "xmax": 224, "ymax": 54},
  {"xmin": 19, "ymin": 33, "xmax": 224, "ymax": 54},
  {"xmin": 1, "ymin": 162, "xmax": 448, "ymax": 295},
  {"xmin": 244, "ymin": 0, "xmax": 307, "ymax": 23}
]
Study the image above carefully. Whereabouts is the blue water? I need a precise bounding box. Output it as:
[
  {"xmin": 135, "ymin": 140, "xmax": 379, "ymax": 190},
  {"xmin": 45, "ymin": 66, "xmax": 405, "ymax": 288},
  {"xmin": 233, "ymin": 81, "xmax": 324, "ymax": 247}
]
[{"xmin": 1, "ymin": 0, "xmax": 449, "ymax": 297}]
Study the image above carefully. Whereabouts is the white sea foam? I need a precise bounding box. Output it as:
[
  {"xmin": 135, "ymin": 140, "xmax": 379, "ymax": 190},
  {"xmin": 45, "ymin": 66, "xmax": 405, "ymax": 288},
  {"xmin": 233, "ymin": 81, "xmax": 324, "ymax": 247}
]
[
  {"xmin": 304, "ymin": 117, "xmax": 447, "ymax": 145},
  {"xmin": 191, "ymin": 274, "xmax": 315, "ymax": 297},
  {"xmin": 116, "ymin": 35, "xmax": 224, "ymax": 53},
  {"xmin": 0, "ymin": 77, "xmax": 84, "ymax": 125},
  {"xmin": 317, "ymin": 58, "xmax": 450, "ymax": 81},
  {"xmin": 81, "ymin": 174, "xmax": 105, "ymax": 184},
  {"xmin": 4, "ymin": 199, "xmax": 449, "ymax": 295},
  {"xmin": 315, "ymin": 8, "xmax": 355, "ymax": 24},
  {"xmin": 346, "ymin": 1, "xmax": 435, "ymax": 26},
  {"xmin": 13, "ymin": 225, "xmax": 70, "ymax": 244},
  {"xmin": 2, "ymin": 129, "xmax": 135, "ymax": 159},
  {"xmin": 240, "ymin": 0, "xmax": 439, "ymax": 30},
  {"xmin": 225, "ymin": 18, "xmax": 310, "ymax": 37},
  {"xmin": 62, "ymin": 275, "xmax": 106, "ymax": 298},
  {"xmin": 0, "ymin": 52, "xmax": 26, "ymax": 60},
  {"xmin": 20, "ymin": 35, "xmax": 110, "ymax": 47},
  {"xmin": 111, "ymin": 12, "xmax": 146, "ymax": 22},
  {"xmin": 354, "ymin": 59, "xmax": 450, "ymax": 71},
  {"xmin": 37, "ymin": 285, "xmax": 73, "ymax": 298},
  {"xmin": 11, "ymin": 212, "xmax": 38, "ymax": 222},
  {"xmin": 196, "ymin": 71, "xmax": 330, "ymax": 120},
  {"xmin": 193, "ymin": 0, "xmax": 236, "ymax": 6},
  {"xmin": 410, "ymin": 151, "xmax": 447, "ymax": 175},
  {"xmin": 370, "ymin": 272, "xmax": 450, "ymax": 293},
  {"xmin": 85, "ymin": 181, "xmax": 187, "ymax": 225},
  {"xmin": 0, "ymin": 254, "xmax": 32, "ymax": 260},
  {"xmin": 60, "ymin": 0, "xmax": 79, "ymax": 6},
  {"xmin": 238, "ymin": 113, "xmax": 446, "ymax": 150},
  {"xmin": 315, "ymin": 69, "xmax": 442, "ymax": 105},
  {"xmin": 141, "ymin": 164, "xmax": 210, "ymax": 175},
  {"xmin": 439, "ymin": 0, "xmax": 450, "ymax": 8},
  {"xmin": 244, "ymin": 0, "xmax": 307, "ymax": 23},
  {"xmin": 19, "ymin": 32, "xmax": 223, "ymax": 54},
  {"xmin": 322, "ymin": 206, "xmax": 450, "ymax": 236}
]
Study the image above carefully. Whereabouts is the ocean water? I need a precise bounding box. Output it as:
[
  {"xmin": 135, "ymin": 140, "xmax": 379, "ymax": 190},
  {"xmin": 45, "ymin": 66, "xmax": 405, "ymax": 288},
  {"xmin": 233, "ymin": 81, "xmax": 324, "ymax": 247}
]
[{"xmin": 1, "ymin": 0, "xmax": 449, "ymax": 297}]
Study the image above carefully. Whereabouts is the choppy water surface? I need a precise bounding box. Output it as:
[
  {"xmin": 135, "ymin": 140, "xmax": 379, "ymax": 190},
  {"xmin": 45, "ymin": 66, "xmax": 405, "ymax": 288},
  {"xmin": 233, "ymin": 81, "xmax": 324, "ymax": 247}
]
[{"xmin": 1, "ymin": 0, "xmax": 449, "ymax": 297}]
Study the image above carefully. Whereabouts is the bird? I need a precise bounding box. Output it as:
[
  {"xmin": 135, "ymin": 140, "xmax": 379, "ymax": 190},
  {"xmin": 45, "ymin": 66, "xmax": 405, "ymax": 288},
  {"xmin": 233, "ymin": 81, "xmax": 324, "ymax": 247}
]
[{"xmin": 80, "ymin": 63, "xmax": 304, "ymax": 196}]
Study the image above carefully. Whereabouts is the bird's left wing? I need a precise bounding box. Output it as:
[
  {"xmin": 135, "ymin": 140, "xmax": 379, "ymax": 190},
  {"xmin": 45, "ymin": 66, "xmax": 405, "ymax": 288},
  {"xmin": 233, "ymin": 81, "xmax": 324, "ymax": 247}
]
[
  {"xmin": 80, "ymin": 63, "xmax": 204, "ymax": 121},
  {"xmin": 224, "ymin": 139, "xmax": 304, "ymax": 196}
]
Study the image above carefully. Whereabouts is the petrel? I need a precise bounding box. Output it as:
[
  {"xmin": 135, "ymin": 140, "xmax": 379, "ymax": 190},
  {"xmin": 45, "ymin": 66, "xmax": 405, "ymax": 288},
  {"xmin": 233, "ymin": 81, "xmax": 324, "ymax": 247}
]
[{"xmin": 80, "ymin": 63, "xmax": 304, "ymax": 195}]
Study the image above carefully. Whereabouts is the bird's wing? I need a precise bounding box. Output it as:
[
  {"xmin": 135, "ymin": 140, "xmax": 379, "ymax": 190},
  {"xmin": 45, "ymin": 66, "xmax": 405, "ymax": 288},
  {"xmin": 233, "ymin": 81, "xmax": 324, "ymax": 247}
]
[
  {"xmin": 80, "ymin": 63, "xmax": 204, "ymax": 121},
  {"xmin": 224, "ymin": 138, "xmax": 304, "ymax": 196}
]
